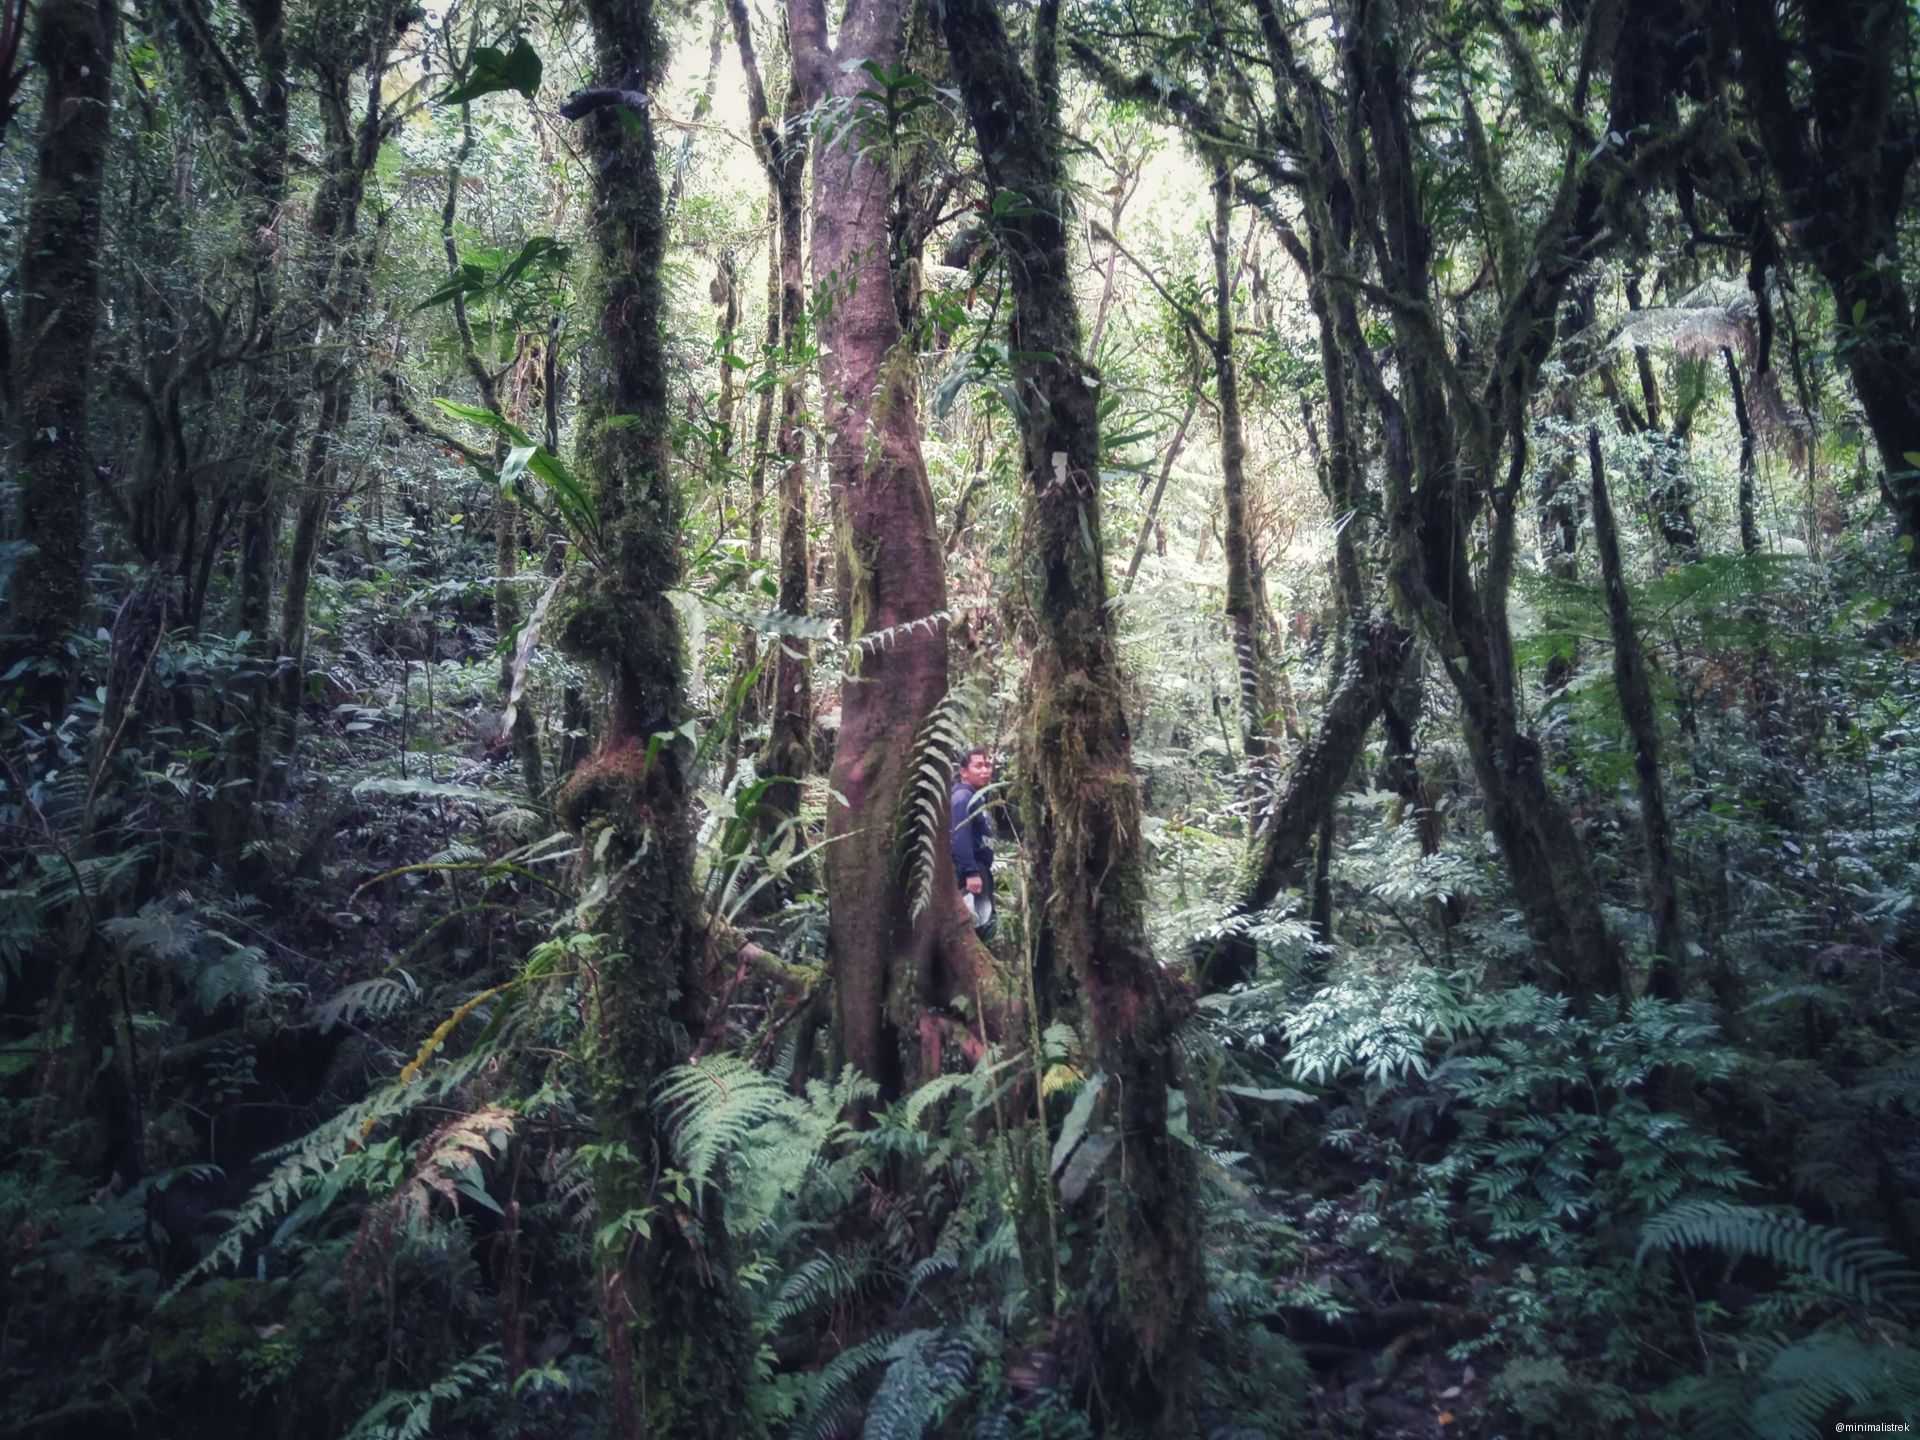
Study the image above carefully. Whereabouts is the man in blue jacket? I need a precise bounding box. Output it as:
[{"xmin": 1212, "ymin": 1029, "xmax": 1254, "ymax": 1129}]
[{"xmin": 951, "ymin": 747, "xmax": 996, "ymax": 932}]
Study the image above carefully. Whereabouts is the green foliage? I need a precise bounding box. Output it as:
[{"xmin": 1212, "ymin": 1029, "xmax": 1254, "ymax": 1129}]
[
  {"xmin": 1638, "ymin": 1200, "xmax": 1920, "ymax": 1311},
  {"xmin": 896, "ymin": 681, "xmax": 980, "ymax": 921}
]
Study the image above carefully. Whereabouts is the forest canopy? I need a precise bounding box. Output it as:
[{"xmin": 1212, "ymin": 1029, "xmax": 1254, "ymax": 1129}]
[{"xmin": 2, "ymin": 0, "xmax": 1918, "ymax": 1436}]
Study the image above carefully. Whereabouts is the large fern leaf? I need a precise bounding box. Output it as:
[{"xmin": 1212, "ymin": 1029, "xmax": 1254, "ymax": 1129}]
[
  {"xmin": 1638, "ymin": 1200, "xmax": 1920, "ymax": 1311},
  {"xmin": 895, "ymin": 681, "xmax": 981, "ymax": 922}
]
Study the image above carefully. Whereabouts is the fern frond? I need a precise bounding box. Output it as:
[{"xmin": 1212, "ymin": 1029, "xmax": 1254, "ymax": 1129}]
[
  {"xmin": 655, "ymin": 1054, "xmax": 793, "ymax": 1191},
  {"xmin": 862, "ymin": 1330, "xmax": 974, "ymax": 1440},
  {"xmin": 896, "ymin": 680, "xmax": 981, "ymax": 922},
  {"xmin": 768, "ymin": 1250, "xmax": 876, "ymax": 1329},
  {"xmin": 1638, "ymin": 1201, "xmax": 1920, "ymax": 1311},
  {"xmin": 793, "ymin": 1333, "xmax": 898, "ymax": 1440},
  {"xmin": 313, "ymin": 974, "xmax": 420, "ymax": 1032}
]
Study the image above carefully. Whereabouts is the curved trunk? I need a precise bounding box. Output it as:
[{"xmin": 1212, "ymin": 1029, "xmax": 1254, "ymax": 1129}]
[
  {"xmin": 1587, "ymin": 428, "xmax": 1683, "ymax": 996},
  {"xmin": 559, "ymin": 5, "xmax": 751, "ymax": 1431},
  {"xmin": 787, "ymin": 0, "xmax": 987, "ymax": 1094},
  {"xmin": 4, "ymin": 0, "xmax": 116, "ymax": 719},
  {"xmin": 942, "ymin": 0, "xmax": 1204, "ymax": 1425},
  {"xmin": 1195, "ymin": 620, "xmax": 1411, "ymax": 989}
]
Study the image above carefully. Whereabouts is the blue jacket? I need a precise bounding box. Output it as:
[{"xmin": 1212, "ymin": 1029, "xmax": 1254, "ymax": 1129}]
[{"xmin": 951, "ymin": 781, "xmax": 994, "ymax": 881}]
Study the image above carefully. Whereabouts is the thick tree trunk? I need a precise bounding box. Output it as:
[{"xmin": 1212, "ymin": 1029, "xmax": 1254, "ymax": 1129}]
[
  {"xmin": 1732, "ymin": 0, "xmax": 1920, "ymax": 563},
  {"xmin": 787, "ymin": 0, "xmax": 986, "ymax": 1094},
  {"xmin": 1587, "ymin": 428, "xmax": 1682, "ymax": 996},
  {"xmin": 558, "ymin": 5, "xmax": 751, "ymax": 1432},
  {"xmin": 4, "ymin": 0, "xmax": 116, "ymax": 718},
  {"xmin": 943, "ymin": 0, "xmax": 1204, "ymax": 1427}
]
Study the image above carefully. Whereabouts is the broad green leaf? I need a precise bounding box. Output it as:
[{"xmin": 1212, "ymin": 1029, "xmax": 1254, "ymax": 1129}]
[{"xmin": 441, "ymin": 38, "xmax": 542, "ymax": 106}]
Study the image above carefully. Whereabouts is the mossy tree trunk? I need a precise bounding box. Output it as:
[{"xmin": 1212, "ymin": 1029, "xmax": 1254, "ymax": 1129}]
[
  {"xmin": 3, "ymin": 0, "xmax": 116, "ymax": 720},
  {"xmin": 558, "ymin": 4, "xmax": 752, "ymax": 1433},
  {"xmin": 216, "ymin": 0, "xmax": 301, "ymax": 860},
  {"xmin": 942, "ymin": 0, "xmax": 1205, "ymax": 1427},
  {"xmin": 1209, "ymin": 168, "xmax": 1274, "ymax": 764},
  {"xmin": 1730, "ymin": 0, "xmax": 1920, "ymax": 565},
  {"xmin": 1587, "ymin": 428, "xmax": 1683, "ymax": 996},
  {"xmin": 1330, "ymin": 0, "xmax": 1693, "ymax": 997},
  {"xmin": 788, "ymin": 0, "xmax": 988, "ymax": 1094}
]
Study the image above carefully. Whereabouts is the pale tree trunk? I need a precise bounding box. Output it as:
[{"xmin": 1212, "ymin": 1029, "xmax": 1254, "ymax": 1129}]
[{"xmin": 943, "ymin": 0, "xmax": 1204, "ymax": 1427}]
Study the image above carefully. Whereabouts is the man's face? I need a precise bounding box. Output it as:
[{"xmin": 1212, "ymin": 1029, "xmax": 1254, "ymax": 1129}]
[{"xmin": 963, "ymin": 753, "xmax": 994, "ymax": 789}]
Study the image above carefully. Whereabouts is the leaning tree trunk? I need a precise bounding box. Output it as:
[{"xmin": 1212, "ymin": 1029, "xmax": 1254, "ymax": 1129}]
[
  {"xmin": 1193, "ymin": 620, "xmax": 1411, "ymax": 990},
  {"xmin": 4, "ymin": 0, "xmax": 115, "ymax": 720},
  {"xmin": 788, "ymin": 0, "xmax": 989, "ymax": 1095},
  {"xmin": 556, "ymin": 8, "xmax": 751, "ymax": 1435},
  {"xmin": 1587, "ymin": 428, "xmax": 1683, "ymax": 996},
  {"xmin": 942, "ymin": 0, "xmax": 1204, "ymax": 1427}
]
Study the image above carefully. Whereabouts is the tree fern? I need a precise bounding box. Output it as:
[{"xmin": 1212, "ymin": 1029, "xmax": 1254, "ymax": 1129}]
[
  {"xmin": 896, "ymin": 681, "xmax": 980, "ymax": 921},
  {"xmin": 1638, "ymin": 1200, "xmax": 1920, "ymax": 1311}
]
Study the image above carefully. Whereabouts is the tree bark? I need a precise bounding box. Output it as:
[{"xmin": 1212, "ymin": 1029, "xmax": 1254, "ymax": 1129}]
[
  {"xmin": 1194, "ymin": 620, "xmax": 1411, "ymax": 990},
  {"xmin": 269, "ymin": 5, "xmax": 408, "ymax": 769},
  {"xmin": 942, "ymin": 0, "xmax": 1205, "ymax": 1426},
  {"xmin": 1730, "ymin": 0, "xmax": 1920, "ymax": 564},
  {"xmin": 786, "ymin": 0, "xmax": 988, "ymax": 1094},
  {"xmin": 558, "ymin": 3, "xmax": 751, "ymax": 1431},
  {"xmin": 4, "ymin": 0, "xmax": 116, "ymax": 718},
  {"xmin": 1587, "ymin": 428, "xmax": 1682, "ymax": 997},
  {"xmin": 1210, "ymin": 168, "xmax": 1273, "ymax": 759}
]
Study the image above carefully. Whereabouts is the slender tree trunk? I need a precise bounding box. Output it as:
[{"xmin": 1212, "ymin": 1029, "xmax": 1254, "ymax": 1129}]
[
  {"xmin": 787, "ymin": 0, "xmax": 987, "ymax": 1093},
  {"xmin": 1195, "ymin": 620, "xmax": 1411, "ymax": 989},
  {"xmin": 1122, "ymin": 395, "xmax": 1197, "ymax": 592},
  {"xmin": 269, "ymin": 10, "xmax": 405, "ymax": 768},
  {"xmin": 1725, "ymin": 347, "xmax": 1761, "ymax": 556},
  {"xmin": 1210, "ymin": 168, "xmax": 1272, "ymax": 759},
  {"xmin": 1587, "ymin": 428, "xmax": 1682, "ymax": 996},
  {"xmin": 218, "ymin": 0, "xmax": 299, "ymax": 858},
  {"xmin": 943, "ymin": 0, "xmax": 1204, "ymax": 1426},
  {"xmin": 729, "ymin": 0, "xmax": 814, "ymax": 841},
  {"xmin": 558, "ymin": 6, "xmax": 750, "ymax": 1432},
  {"xmin": 4, "ymin": 0, "xmax": 116, "ymax": 719},
  {"xmin": 440, "ymin": 79, "xmax": 544, "ymax": 799}
]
